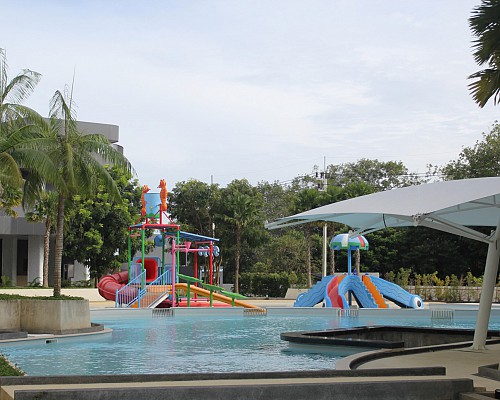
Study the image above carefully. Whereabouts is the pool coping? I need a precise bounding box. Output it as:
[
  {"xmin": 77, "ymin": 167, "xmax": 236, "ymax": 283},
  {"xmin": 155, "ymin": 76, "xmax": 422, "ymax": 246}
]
[
  {"xmin": 336, "ymin": 336, "xmax": 500, "ymax": 370},
  {"xmin": 0, "ymin": 326, "xmax": 111, "ymax": 345}
]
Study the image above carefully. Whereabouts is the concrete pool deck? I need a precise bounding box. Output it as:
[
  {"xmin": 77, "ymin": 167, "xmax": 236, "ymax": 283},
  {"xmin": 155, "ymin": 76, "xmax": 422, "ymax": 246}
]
[{"xmin": 2, "ymin": 299, "xmax": 500, "ymax": 399}]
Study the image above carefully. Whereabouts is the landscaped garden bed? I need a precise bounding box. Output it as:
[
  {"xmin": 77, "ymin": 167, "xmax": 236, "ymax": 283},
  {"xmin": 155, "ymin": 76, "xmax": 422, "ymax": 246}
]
[{"xmin": 0, "ymin": 295, "xmax": 94, "ymax": 334}]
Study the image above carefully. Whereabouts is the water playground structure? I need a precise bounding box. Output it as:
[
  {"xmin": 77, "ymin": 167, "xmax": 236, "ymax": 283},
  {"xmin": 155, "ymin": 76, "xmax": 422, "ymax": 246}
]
[
  {"xmin": 97, "ymin": 180, "xmax": 260, "ymax": 309},
  {"xmin": 294, "ymin": 233, "xmax": 424, "ymax": 309}
]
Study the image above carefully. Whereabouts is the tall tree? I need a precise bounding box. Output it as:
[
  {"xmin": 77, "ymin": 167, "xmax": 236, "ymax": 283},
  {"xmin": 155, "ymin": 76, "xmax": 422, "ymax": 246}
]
[
  {"xmin": 219, "ymin": 180, "xmax": 263, "ymax": 293},
  {"xmin": 442, "ymin": 122, "xmax": 500, "ymax": 179},
  {"xmin": 327, "ymin": 159, "xmax": 420, "ymax": 191},
  {"xmin": 256, "ymin": 181, "xmax": 295, "ymax": 223},
  {"xmin": 37, "ymin": 89, "xmax": 132, "ymax": 296},
  {"xmin": 169, "ymin": 180, "xmax": 219, "ymax": 236},
  {"xmin": 290, "ymin": 188, "xmax": 322, "ymax": 287},
  {"xmin": 469, "ymin": 0, "xmax": 500, "ymax": 107},
  {"xmin": 0, "ymin": 48, "xmax": 56, "ymax": 212}
]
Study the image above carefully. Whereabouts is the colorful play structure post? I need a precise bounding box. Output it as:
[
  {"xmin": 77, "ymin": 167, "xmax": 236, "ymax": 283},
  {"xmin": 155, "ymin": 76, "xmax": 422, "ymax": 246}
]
[{"xmin": 97, "ymin": 179, "xmax": 262, "ymax": 310}]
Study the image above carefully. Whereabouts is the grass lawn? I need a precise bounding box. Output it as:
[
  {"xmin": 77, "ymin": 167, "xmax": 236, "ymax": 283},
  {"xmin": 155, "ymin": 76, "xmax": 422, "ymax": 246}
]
[{"xmin": 0, "ymin": 354, "xmax": 24, "ymax": 376}]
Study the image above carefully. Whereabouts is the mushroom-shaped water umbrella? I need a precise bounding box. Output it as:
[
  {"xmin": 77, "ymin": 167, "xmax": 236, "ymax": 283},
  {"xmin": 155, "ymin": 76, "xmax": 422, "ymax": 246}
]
[{"xmin": 329, "ymin": 233, "xmax": 369, "ymax": 275}]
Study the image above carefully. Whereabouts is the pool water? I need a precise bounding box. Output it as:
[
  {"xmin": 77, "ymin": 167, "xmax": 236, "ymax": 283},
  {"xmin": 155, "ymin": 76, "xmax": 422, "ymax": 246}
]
[{"xmin": 1, "ymin": 309, "xmax": 498, "ymax": 376}]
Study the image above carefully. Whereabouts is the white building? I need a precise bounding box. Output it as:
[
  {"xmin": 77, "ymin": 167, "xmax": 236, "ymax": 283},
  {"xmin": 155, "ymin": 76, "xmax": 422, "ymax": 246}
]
[{"xmin": 0, "ymin": 120, "xmax": 123, "ymax": 286}]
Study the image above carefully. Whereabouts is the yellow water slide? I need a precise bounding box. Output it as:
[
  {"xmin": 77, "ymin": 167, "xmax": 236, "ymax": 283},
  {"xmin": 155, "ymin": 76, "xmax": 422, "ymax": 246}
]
[{"xmin": 175, "ymin": 283, "xmax": 263, "ymax": 309}]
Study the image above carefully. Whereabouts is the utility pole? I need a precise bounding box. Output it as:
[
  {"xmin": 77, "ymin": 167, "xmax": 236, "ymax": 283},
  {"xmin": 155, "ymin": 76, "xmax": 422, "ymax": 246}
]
[{"xmin": 322, "ymin": 156, "xmax": 328, "ymax": 277}]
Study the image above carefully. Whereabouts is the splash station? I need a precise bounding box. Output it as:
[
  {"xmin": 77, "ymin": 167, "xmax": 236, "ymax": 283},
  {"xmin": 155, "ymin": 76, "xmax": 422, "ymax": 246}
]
[
  {"xmin": 97, "ymin": 180, "xmax": 260, "ymax": 309},
  {"xmin": 294, "ymin": 233, "xmax": 424, "ymax": 309}
]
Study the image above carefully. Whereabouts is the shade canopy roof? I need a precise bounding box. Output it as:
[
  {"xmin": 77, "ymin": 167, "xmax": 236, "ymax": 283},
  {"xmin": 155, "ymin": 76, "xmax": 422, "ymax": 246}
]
[{"xmin": 266, "ymin": 177, "xmax": 500, "ymax": 244}]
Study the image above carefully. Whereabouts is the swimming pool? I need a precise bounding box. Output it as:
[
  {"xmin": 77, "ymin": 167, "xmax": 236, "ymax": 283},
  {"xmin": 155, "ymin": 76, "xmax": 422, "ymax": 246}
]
[{"xmin": 1, "ymin": 307, "xmax": 499, "ymax": 376}]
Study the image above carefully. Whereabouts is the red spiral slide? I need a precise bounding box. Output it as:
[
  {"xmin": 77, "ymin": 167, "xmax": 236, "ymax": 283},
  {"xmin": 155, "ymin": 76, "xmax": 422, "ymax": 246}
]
[{"xmin": 97, "ymin": 271, "xmax": 130, "ymax": 301}]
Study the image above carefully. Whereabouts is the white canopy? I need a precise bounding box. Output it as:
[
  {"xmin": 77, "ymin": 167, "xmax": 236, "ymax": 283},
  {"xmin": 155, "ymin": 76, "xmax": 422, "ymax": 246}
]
[{"xmin": 266, "ymin": 177, "xmax": 500, "ymax": 349}]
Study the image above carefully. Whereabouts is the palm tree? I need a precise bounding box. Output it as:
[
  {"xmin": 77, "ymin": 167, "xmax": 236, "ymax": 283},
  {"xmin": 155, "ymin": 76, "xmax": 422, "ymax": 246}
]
[
  {"xmin": 223, "ymin": 191, "xmax": 261, "ymax": 293},
  {"xmin": 35, "ymin": 89, "xmax": 133, "ymax": 296},
  {"xmin": 0, "ymin": 48, "xmax": 50, "ymax": 198},
  {"xmin": 469, "ymin": 0, "xmax": 500, "ymax": 107}
]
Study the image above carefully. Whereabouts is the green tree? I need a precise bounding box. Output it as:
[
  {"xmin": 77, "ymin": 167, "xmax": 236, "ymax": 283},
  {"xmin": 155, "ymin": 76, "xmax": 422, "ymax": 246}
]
[
  {"xmin": 218, "ymin": 180, "xmax": 263, "ymax": 293},
  {"xmin": 63, "ymin": 166, "xmax": 142, "ymax": 283},
  {"xmin": 25, "ymin": 191, "xmax": 57, "ymax": 287},
  {"xmin": 256, "ymin": 181, "xmax": 295, "ymax": 222},
  {"xmin": 0, "ymin": 186, "xmax": 22, "ymax": 217},
  {"xmin": 255, "ymin": 230, "xmax": 307, "ymax": 275},
  {"xmin": 169, "ymin": 180, "xmax": 219, "ymax": 236},
  {"xmin": 38, "ymin": 89, "xmax": 132, "ymax": 296},
  {"xmin": 442, "ymin": 122, "xmax": 500, "ymax": 179},
  {"xmin": 0, "ymin": 48, "xmax": 57, "ymax": 214},
  {"xmin": 290, "ymin": 188, "xmax": 322, "ymax": 287},
  {"xmin": 327, "ymin": 159, "xmax": 420, "ymax": 191},
  {"xmin": 0, "ymin": 48, "xmax": 40, "ymax": 192},
  {"xmin": 469, "ymin": 0, "xmax": 500, "ymax": 107}
]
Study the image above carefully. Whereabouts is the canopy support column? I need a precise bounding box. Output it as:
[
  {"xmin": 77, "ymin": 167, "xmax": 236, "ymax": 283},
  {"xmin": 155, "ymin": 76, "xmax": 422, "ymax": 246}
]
[
  {"xmin": 472, "ymin": 220, "xmax": 500, "ymax": 350},
  {"xmin": 322, "ymin": 224, "xmax": 328, "ymax": 277}
]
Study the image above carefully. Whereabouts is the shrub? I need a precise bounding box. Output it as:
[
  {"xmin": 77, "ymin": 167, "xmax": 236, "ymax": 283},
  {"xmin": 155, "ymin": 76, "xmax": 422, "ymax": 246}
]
[
  {"xmin": 239, "ymin": 272, "xmax": 300, "ymax": 297},
  {"xmin": 1, "ymin": 276, "xmax": 13, "ymax": 287}
]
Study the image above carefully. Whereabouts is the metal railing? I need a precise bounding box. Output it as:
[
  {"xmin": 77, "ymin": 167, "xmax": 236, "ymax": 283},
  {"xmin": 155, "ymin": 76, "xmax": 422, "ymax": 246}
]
[
  {"xmin": 116, "ymin": 270, "xmax": 145, "ymax": 308},
  {"xmin": 129, "ymin": 263, "xmax": 143, "ymax": 282},
  {"xmin": 136, "ymin": 270, "xmax": 173, "ymax": 308}
]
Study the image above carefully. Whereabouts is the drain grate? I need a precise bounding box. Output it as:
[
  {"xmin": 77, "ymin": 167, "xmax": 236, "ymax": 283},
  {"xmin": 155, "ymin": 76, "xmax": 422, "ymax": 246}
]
[
  {"xmin": 431, "ymin": 309, "xmax": 454, "ymax": 320},
  {"xmin": 244, "ymin": 308, "xmax": 267, "ymax": 316},
  {"xmin": 337, "ymin": 309, "xmax": 359, "ymax": 317},
  {"xmin": 152, "ymin": 308, "xmax": 174, "ymax": 318}
]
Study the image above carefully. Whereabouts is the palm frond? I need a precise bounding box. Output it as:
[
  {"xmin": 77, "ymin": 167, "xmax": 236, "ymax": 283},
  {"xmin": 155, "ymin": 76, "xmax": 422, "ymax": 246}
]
[
  {"xmin": 0, "ymin": 152, "xmax": 23, "ymax": 188},
  {"xmin": 468, "ymin": 67, "xmax": 500, "ymax": 107},
  {"xmin": 470, "ymin": 0, "xmax": 500, "ymax": 66},
  {"xmin": 2, "ymin": 70, "xmax": 42, "ymax": 105}
]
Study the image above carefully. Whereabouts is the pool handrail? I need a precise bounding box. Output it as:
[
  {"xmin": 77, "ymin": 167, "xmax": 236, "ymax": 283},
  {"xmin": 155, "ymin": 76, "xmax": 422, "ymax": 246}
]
[
  {"xmin": 116, "ymin": 270, "xmax": 146, "ymax": 308},
  {"xmin": 136, "ymin": 269, "xmax": 173, "ymax": 308}
]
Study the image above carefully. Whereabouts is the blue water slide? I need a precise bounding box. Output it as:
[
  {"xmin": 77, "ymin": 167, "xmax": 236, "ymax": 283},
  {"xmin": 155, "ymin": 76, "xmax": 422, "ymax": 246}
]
[
  {"xmin": 293, "ymin": 276, "xmax": 335, "ymax": 307},
  {"xmin": 337, "ymin": 275, "xmax": 378, "ymax": 309},
  {"xmin": 367, "ymin": 275, "xmax": 424, "ymax": 309}
]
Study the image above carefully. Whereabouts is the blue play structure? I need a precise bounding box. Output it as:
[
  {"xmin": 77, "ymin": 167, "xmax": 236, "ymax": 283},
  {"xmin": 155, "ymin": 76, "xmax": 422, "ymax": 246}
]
[{"xmin": 294, "ymin": 234, "xmax": 424, "ymax": 309}]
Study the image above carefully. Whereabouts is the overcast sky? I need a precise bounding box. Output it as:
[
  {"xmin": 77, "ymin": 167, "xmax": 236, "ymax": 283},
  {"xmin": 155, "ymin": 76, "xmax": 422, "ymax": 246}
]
[{"xmin": 2, "ymin": 1, "xmax": 498, "ymax": 188}]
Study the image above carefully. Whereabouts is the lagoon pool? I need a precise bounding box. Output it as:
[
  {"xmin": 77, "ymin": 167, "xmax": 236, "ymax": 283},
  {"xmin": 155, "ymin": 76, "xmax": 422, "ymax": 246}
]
[{"xmin": 1, "ymin": 307, "xmax": 499, "ymax": 376}]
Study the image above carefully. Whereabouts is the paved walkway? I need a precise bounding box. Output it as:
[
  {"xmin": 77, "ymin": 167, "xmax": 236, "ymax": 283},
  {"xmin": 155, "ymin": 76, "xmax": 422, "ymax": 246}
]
[{"xmin": 353, "ymin": 343, "xmax": 500, "ymax": 392}]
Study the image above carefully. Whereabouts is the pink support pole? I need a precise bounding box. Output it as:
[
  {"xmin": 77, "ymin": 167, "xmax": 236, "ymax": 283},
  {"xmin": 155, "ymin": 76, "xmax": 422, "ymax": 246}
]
[{"xmin": 209, "ymin": 242, "xmax": 214, "ymax": 285}]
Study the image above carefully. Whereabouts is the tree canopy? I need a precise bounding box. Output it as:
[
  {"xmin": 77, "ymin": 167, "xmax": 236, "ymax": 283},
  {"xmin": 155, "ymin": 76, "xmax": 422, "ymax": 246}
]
[{"xmin": 64, "ymin": 166, "xmax": 143, "ymax": 282}]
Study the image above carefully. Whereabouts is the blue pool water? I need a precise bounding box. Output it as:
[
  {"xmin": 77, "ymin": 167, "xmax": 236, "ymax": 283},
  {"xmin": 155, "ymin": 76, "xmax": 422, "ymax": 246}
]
[{"xmin": 1, "ymin": 308, "xmax": 498, "ymax": 376}]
